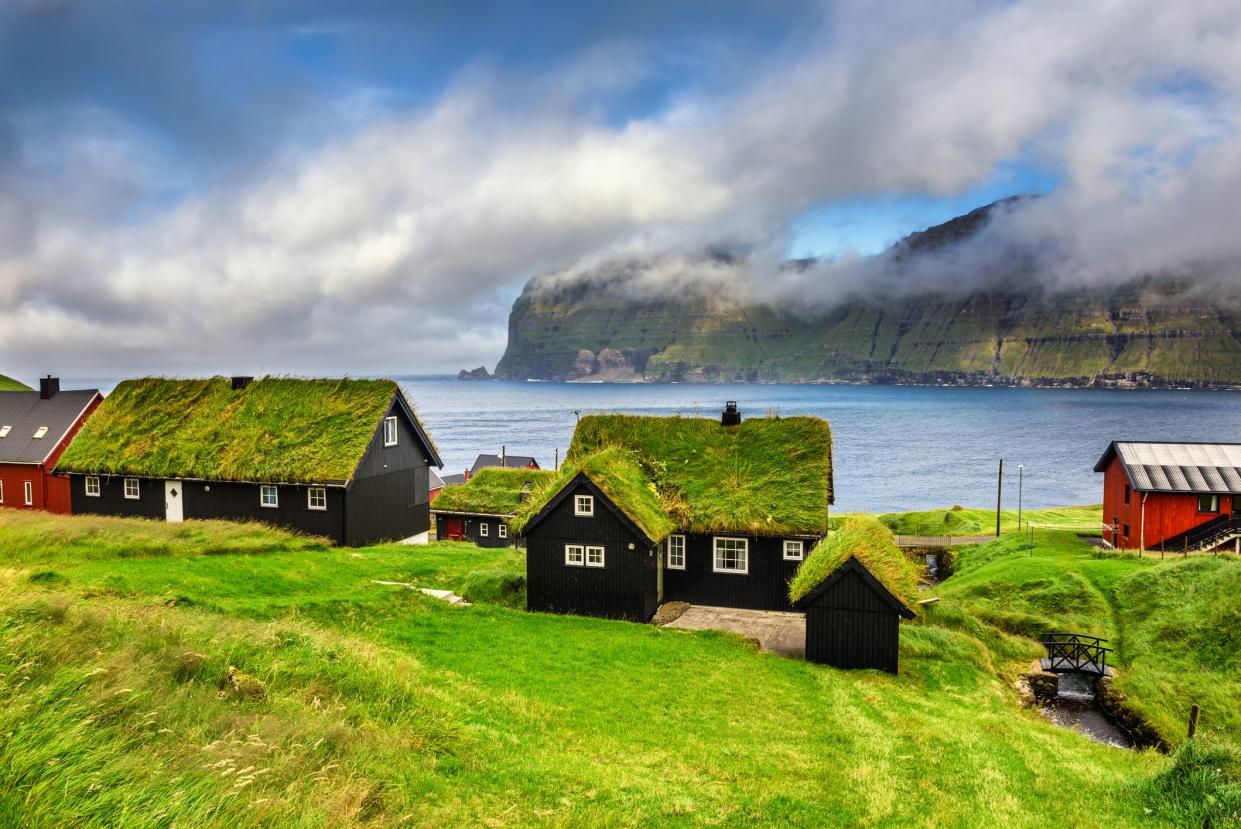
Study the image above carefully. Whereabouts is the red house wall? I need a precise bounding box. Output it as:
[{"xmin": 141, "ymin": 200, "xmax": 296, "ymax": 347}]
[
  {"xmin": 0, "ymin": 464, "xmax": 45, "ymax": 511},
  {"xmin": 1101, "ymin": 454, "xmax": 1231, "ymax": 549},
  {"xmin": 0, "ymin": 392, "xmax": 101, "ymax": 515}
]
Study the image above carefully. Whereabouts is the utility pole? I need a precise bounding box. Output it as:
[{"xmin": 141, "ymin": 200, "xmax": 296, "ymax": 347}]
[
  {"xmin": 1017, "ymin": 464, "xmax": 1024, "ymax": 535},
  {"xmin": 996, "ymin": 458, "xmax": 1004, "ymax": 537}
]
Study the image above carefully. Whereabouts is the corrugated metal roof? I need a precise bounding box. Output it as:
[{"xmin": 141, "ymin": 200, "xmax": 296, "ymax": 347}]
[
  {"xmin": 0, "ymin": 389, "xmax": 100, "ymax": 464},
  {"xmin": 1113, "ymin": 442, "xmax": 1241, "ymax": 493}
]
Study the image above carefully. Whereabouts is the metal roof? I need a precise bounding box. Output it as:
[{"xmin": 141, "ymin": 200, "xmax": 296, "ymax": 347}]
[
  {"xmin": 470, "ymin": 453, "xmax": 540, "ymax": 474},
  {"xmin": 1099, "ymin": 441, "xmax": 1241, "ymax": 493},
  {"xmin": 0, "ymin": 389, "xmax": 100, "ymax": 464}
]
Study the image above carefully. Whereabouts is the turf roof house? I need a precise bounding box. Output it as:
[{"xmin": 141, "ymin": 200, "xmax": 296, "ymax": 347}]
[
  {"xmin": 789, "ymin": 518, "xmax": 918, "ymax": 674},
  {"xmin": 432, "ymin": 467, "xmax": 554, "ymax": 547},
  {"xmin": 513, "ymin": 403, "xmax": 834, "ymax": 621},
  {"xmin": 55, "ymin": 377, "xmax": 442, "ymax": 546}
]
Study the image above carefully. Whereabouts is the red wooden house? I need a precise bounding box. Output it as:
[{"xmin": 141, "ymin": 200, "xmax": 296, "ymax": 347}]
[
  {"xmin": 0, "ymin": 377, "xmax": 102, "ymax": 514},
  {"xmin": 1095, "ymin": 441, "xmax": 1241, "ymax": 552}
]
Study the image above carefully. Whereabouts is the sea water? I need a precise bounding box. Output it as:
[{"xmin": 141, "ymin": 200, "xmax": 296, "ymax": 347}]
[
  {"xmin": 400, "ymin": 379, "xmax": 1241, "ymax": 514},
  {"xmin": 68, "ymin": 376, "xmax": 1241, "ymax": 514}
]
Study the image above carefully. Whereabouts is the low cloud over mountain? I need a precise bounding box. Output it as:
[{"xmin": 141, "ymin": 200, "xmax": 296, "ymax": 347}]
[{"xmin": 2, "ymin": 1, "xmax": 1241, "ymax": 377}]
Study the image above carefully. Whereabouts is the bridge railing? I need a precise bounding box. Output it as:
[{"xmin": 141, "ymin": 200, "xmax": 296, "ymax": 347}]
[{"xmin": 1039, "ymin": 632, "xmax": 1112, "ymax": 675}]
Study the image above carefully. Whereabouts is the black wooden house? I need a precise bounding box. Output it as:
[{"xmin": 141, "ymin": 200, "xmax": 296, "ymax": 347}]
[
  {"xmin": 431, "ymin": 466, "xmax": 552, "ymax": 547},
  {"xmin": 513, "ymin": 404, "xmax": 834, "ymax": 621},
  {"xmin": 55, "ymin": 376, "xmax": 442, "ymax": 546}
]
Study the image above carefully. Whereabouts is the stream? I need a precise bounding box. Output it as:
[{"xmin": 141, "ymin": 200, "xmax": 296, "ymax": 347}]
[{"xmin": 1039, "ymin": 673, "xmax": 1134, "ymax": 748}]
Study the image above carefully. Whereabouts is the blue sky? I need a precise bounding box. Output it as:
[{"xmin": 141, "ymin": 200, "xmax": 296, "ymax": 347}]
[{"xmin": 0, "ymin": 1, "xmax": 1237, "ymax": 378}]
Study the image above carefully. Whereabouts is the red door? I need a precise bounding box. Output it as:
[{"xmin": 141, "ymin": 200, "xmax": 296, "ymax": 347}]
[{"xmin": 443, "ymin": 518, "xmax": 464, "ymax": 541}]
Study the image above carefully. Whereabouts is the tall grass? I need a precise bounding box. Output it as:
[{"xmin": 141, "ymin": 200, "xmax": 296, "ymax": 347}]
[{"xmin": 0, "ymin": 509, "xmax": 1214, "ymax": 827}]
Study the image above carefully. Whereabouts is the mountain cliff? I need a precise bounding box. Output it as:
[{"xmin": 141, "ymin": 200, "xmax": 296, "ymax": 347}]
[{"xmin": 494, "ymin": 202, "xmax": 1241, "ymax": 387}]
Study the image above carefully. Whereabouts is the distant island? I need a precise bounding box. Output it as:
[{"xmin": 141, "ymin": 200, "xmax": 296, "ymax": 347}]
[{"xmin": 487, "ymin": 200, "xmax": 1241, "ymax": 388}]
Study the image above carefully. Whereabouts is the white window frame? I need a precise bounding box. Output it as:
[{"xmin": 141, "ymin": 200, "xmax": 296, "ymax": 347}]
[
  {"xmin": 85, "ymin": 476, "xmax": 101, "ymax": 497},
  {"xmin": 307, "ymin": 486, "xmax": 327, "ymax": 511},
  {"xmin": 383, "ymin": 416, "xmax": 398, "ymax": 447},
  {"xmin": 480, "ymin": 522, "xmax": 489, "ymax": 537},
  {"xmin": 23, "ymin": 481, "xmax": 33, "ymax": 506},
  {"xmin": 713, "ymin": 536, "xmax": 749, "ymax": 574},
  {"xmin": 498, "ymin": 523, "xmax": 508, "ymax": 539},
  {"xmin": 565, "ymin": 544, "xmax": 585, "ymax": 566},
  {"xmin": 574, "ymin": 494, "xmax": 594, "ymax": 517},
  {"xmin": 260, "ymin": 485, "xmax": 279, "ymax": 508},
  {"xmin": 123, "ymin": 478, "xmax": 140, "ymax": 500},
  {"xmin": 666, "ymin": 535, "xmax": 686, "ymax": 570},
  {"xmin": 585, "ymin": 545, "xmax": 605, "ymax": 568},
  {"xmin": 783, "ymin": 539, "xmax": 804, "ymax": 561},
  {"xmin": 32, "ymin": 426, "xmax": 48, "ymax": 439},
  {"xmin": 0, "ymin": 480, "xmax": 4, "ymax": 503}
]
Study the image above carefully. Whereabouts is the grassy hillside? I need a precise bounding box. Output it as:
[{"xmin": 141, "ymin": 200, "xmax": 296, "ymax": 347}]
[
  {"xmin": 833, "ymin": 504, "xmax": 1101, "ymax": 536},
  {"xmin": 0, "ymin": 374, "xmax": 30, "ymax": 391},
  {"xmin": 0, "ymin": 509, "xmax": 1234, "ymax": 827}
]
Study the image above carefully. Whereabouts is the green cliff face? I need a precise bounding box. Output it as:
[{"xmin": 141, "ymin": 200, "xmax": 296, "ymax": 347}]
[{"xmin": 494, "ymin": 203, "xmax": 1241, "ymax": 387}]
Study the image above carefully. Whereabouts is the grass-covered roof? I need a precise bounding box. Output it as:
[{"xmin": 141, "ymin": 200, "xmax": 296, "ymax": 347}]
[
  {"xmin": 789, "ymin": 517, "xmax": 919, "ymax": 609},
  {"xmin": 432, "ymin": 467, "xmax": 555, "ymax": 516},
  {"xmin": 56, "ymin": 376, "xmax": 418, "ymax": 484},
  {"xmin": 564, "ymin": 413, "xmax": 833, "ymax": 536},
  {"xmin": 510, "ymin": 447, "xmax": 678, "ymax": 543}
]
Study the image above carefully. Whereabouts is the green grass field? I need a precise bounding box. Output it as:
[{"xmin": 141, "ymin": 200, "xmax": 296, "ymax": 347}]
[
  {"xmin": 833, "ymin": 504, "xmax": 1102, "ymax": 536},
  {"xmin": 0, "ymin": 509, "xmax": 1237, "ymax": 827}
]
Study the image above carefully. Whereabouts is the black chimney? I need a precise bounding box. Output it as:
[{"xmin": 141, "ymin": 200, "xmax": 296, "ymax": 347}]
[
  {"xmin": 39, "ymin": 376, "xmax": 59, "ymax": 400},
  {"xmin": 721, "ymin": 401, "xmax": 741, "ymax": 426},
  {"xmin": 231, "ymin": 376, "xmax": 253, "ymax": 391}
]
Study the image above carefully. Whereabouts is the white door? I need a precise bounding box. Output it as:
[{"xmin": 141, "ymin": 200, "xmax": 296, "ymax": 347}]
[{"xmin": 165, "ymin": 480, "xmax": 184, "ymax": 523}]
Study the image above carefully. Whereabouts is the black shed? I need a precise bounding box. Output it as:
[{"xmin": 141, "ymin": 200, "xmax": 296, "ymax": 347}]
[
  {"xmin": 796, "ymin": 556, "xmax": 915, "ymax": 674},
  {"xmin": 789, "ymin": 518, "xmax": 918, "ymax": 674}
]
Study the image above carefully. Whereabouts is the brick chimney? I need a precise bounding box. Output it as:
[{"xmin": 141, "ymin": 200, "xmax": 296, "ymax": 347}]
[
  {"xmin": 721, "ymin": 401, "xmax": 741, "ymax": 426},
  {"xmin": 39, "ymin": 376, "xmax": 59, "ymax": 400}
]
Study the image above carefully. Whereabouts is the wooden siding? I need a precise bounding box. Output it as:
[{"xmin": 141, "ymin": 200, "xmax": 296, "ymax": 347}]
[
  {"xmin": 185, "ymin": 480, "xmax": 346, "ymax": 543},
  {"xmin": 662, "ymin": 533, "xmax": 812, "ymax": 612},
  {"xmin": 69, "ymin": 474, "xmax": 164, "ymax": 519},
  {"xmin": 344, "ymin": 400, "xmax": 432, "ymax": 546},
  {"xmin": 804, "ymin": 567, "xmax": 901, "ymax": 674},
  {"xmin": 525, "ymin": 479, "xmax": 659, "ymax": 621},
  {"xmin": 0, "ymin": 465, "xmax": 46, "ymax": 511},
  {"xmin": 1102, "ymin": 454, "xmax": 1234, "ymax": 549},
  {"xmin": 434, "ymin": 513, "xmax": 516, "ymax": 548},
  {"xmin": 346, "ymin": 468, "xmax": 428, "ymax": 545}
]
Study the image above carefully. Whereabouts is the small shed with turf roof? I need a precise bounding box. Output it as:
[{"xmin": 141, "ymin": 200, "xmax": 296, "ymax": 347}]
[
  {"xmin": 54, "ymin": 376, "xmax": 442, "ymax": 546},
  {"xmin": 432, "ymin": 466, "xmax": 553, "ymax": 547},
  {"xmin": 789, "ymin": 518, "xmax": 917, "ymax": 674},
  {"xmin": 512, "ymin": 402, "xmax": 833, "ymax": 621}
]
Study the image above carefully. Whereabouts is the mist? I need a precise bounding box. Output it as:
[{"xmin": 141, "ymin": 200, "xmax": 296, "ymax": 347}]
[{"xmin": 2, "ymin": 1, "xmax": 1241, "ymax": 378}]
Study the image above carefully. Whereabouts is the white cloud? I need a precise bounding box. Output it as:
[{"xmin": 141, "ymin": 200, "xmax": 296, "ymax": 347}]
[{"xmin": 3, "ymin": 0, "xmax": 1241, "ymax": 381}]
